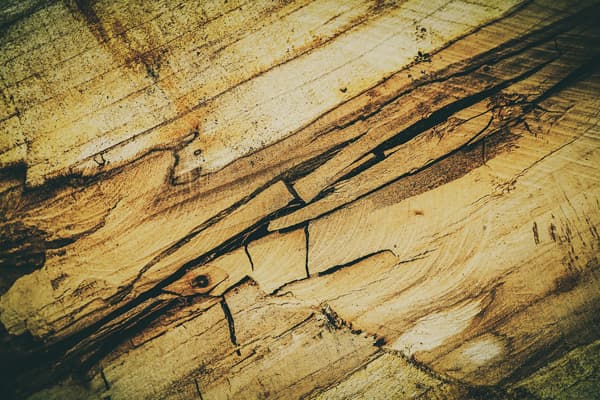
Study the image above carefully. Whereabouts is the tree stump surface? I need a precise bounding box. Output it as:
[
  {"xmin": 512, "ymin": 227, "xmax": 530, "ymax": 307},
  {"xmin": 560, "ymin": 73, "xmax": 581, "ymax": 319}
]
[{"xmin": 0, "ymin": 0, "xmax": 599, "ymax": 399}]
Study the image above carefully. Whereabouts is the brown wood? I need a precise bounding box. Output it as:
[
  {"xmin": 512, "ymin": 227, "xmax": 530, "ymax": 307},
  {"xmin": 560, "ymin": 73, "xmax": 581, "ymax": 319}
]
[{"xmin": 1, "ymin": 0, "xmax": 599, "ymax": 399}]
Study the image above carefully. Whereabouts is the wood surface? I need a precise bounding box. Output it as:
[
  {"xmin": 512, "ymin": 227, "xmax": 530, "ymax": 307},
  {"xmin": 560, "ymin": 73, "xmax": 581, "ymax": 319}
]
[{"xmin": 1, "ymin": 0, "xmax": 599, "ymax": 399}]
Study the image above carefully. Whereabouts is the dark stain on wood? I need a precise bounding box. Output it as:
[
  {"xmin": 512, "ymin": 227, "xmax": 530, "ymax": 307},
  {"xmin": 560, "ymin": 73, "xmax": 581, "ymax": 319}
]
[
  {"xmin": 553, "ymin": 273, "xmax": 580, "ymax": 294},
  {"xmin": 73, "ymin": 0, "xmax": 110, "ymax": 44},
  {"xmin": 0, "ymin": 222, "xmax": 47, "ymax": 295},
  {"xmin": 532, "ymin": 222, "xmax": 540, "ymax": 245}
]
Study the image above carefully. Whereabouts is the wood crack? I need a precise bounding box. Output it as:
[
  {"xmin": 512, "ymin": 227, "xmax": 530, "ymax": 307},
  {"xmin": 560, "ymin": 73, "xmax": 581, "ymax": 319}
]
[
  {"xmin": 2, "ymin": 1, "xmax": 600, "ymax": 398},
  {"xmin": 219, "ymin": 298, "xmax": 240, "ymax": 357}
]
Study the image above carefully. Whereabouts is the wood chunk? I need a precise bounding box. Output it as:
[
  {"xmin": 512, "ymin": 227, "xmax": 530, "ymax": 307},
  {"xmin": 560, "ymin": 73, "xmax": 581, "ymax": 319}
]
[
  {"xmin": 247, "ymin": 228, "xmax": 308, "ymax": 293},
  {"xmin": 294, "ymin": 248, "xmax": 400, "ymax": 291},
  {"xmin": 206, "ymin": 248, "xmax": 253, "ymax": 297}
]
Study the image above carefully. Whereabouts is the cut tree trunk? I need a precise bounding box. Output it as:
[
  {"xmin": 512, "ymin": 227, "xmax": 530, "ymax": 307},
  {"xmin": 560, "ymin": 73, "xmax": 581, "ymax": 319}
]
[{"xmin": 1, "ymin": 0, "xmax": 599, "ymax": 399}]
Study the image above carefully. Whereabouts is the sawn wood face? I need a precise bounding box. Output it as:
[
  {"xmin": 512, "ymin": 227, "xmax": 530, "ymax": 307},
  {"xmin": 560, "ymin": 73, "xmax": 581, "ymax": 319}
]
[{"xmin": 0, "ymin": 0, "xmax": 599, "ymax": 399}]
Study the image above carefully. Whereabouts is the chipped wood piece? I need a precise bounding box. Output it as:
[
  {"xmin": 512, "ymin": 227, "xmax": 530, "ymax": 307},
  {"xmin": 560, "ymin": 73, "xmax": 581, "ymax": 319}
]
[
  {"xmin": 159, "ymin": 227, "xmax": 308, "ymax": 299},
  {"xmin": 205, "ymin": 248, "xmax": 253, "ymax": 297},
  {"xmin": 132, "ymin": 180, "xmax": 295, "ymax": 292},
  {"xmin": 246, "ymin": 228, "xmax": 308, "ymax": 293},
  {"xmin": 264, "ymin": 100, "xmax": 500, "ymax": 231},
  {"xmin": 294, "ymin": 247, "xmax": 400, "ymax": 287}
]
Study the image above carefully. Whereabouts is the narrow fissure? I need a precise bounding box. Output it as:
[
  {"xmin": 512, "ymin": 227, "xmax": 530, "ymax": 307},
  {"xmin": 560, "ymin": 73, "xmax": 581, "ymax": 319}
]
[
  {"xmin": 304, "ymin": 224, "xmax": 310, "ymax": 278},
  {"xmin": 220, "ymin": 298, "xmax": 240, "ymax": 356}
]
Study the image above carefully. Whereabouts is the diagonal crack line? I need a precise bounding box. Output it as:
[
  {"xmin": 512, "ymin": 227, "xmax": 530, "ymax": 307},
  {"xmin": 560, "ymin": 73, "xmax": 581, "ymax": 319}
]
[
  {"xmin": 369, "ymin": 51, "xmax": 561, "ymax": 157},
  {"xmin": 317, "ymin": 249, "xmax": 395, "ymax": 276},
  {"xmin": 278, "ymin": 53, "xmax": 564, "ymax": 230},
  {"xmin": 273, "ymin": 313, "xmax": 315, "ymax": 339},
  {"xmin": 468, "ymin": 54, "xmax": 600, "ymax": 146},
  {"xmin": 323, "ymin": 3, "xmax": 595, "ymax": 140},
  {"xmin": 243, "ymin": 243, "xmax": 254, "ymax": 272},
  {"xmin": 194, "ymin": 378, "xmax": 204, "ymax": 400},
  {"xmin": 99, "ymin": 367, "xmax": 110, "ymax": 391},
  {"xmin": 220, "ymin": 297, "xmax": 240, "ymax": 356}
]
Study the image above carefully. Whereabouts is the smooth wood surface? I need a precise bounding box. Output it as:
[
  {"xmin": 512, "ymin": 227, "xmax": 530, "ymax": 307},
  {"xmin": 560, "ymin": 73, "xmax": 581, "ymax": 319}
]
[{"xmin": 1, "ymin": 0, "xmax": 599, "ymax": 399}]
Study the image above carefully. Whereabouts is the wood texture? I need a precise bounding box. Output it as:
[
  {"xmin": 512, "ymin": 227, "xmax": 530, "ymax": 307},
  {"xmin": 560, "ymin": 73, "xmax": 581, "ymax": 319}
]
[{"xmin": 1, "ymin": 0, "xmax": 599, "ymax": 399}]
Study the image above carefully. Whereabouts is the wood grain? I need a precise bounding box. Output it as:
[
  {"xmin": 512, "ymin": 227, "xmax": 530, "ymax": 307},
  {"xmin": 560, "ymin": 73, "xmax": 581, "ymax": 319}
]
[{"xmin": 1, "ymin": 0, "xmax": 599, "ymax": 398}]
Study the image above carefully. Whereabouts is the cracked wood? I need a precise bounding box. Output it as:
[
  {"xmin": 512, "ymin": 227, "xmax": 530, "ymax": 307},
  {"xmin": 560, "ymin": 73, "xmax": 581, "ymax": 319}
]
[{"xmin": 1, "ymin": 0, "xmax": 599, "ymax": 399}]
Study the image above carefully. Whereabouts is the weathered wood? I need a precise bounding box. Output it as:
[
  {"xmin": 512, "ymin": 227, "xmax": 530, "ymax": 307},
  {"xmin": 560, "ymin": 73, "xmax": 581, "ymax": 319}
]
[{"xmin": 1, "ymin": 0, "xmax": 599, "ymax": 398}]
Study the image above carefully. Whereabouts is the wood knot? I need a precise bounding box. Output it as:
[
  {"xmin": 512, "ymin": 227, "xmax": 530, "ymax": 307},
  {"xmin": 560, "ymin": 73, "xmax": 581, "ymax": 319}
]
[{"xmin": 193, "ymin": 275, "xmax": 210, "ymax": 288}]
